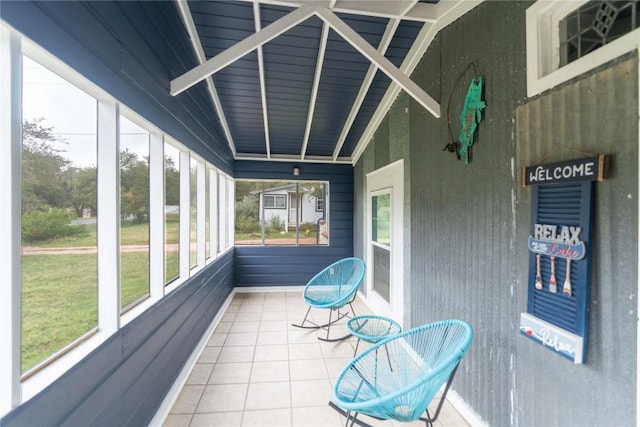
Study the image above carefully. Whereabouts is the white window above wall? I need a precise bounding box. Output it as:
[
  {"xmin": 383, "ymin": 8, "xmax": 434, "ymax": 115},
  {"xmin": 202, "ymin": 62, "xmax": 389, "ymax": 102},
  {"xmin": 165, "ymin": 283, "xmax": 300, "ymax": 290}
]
[
  {"xmin": 527, "ymin": 0, "xmax": 640, "ymax": 97},
  {"xmin": 264, "ymin": 194, "xmax": 286, "ymax": 209}
]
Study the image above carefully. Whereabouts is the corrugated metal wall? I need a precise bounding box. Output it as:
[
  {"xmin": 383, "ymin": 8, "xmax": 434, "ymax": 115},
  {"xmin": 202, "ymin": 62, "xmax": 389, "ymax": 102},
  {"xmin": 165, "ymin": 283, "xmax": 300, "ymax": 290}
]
[
  {"xmin": 354, "ymin": 1, "xmax": 638, "ymax": 425},
  {"xmin": 515, "ymin": 54, "xmax": 638, "ymax": 426}
]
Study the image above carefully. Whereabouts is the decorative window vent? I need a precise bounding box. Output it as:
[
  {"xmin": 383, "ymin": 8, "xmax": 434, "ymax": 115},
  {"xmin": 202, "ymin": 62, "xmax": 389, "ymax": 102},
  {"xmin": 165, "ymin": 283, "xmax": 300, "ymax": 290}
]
[
  {"xmin": 560, "ymin": 1, "xmax": 640, "ymax": 66},
  {"xmin": 526, "ymin": 0, "xmax": 640, "ymax": 96}
]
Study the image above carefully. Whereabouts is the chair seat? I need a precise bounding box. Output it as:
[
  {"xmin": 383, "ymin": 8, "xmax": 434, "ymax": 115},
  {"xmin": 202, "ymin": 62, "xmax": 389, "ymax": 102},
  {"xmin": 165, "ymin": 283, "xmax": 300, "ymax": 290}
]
[
  {"xmin": 332, "ymin": 319, "xmax": 473, "ymax": 424},
  {"xmin": 303, "ymin": 285, "xmax": 353, "ymax": 308},
  {"xmin": 292, "ymin": 257, "xmax": 366, "ymax": 341}
]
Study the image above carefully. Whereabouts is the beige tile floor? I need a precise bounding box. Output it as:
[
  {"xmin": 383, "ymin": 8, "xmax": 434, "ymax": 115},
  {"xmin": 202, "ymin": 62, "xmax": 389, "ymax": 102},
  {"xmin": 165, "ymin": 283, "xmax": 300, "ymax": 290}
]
[{"xmin": 162, "ymin": 291, "xmax": 470, "ymax": 427}]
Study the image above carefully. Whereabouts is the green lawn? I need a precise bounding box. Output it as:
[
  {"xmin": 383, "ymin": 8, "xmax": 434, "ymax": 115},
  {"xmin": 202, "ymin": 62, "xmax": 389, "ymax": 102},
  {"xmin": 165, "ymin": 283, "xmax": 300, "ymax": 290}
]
[
  {"xmin": 26, "ymin": 219, "xmax": 177, "ymax": 248},
  {"xmin": 21, "ymin": 254, "xmax": 98, "ymax": 371},
  {"xmin": 21, "ymin": 215, "xmax": 181, "ymax": 372}
]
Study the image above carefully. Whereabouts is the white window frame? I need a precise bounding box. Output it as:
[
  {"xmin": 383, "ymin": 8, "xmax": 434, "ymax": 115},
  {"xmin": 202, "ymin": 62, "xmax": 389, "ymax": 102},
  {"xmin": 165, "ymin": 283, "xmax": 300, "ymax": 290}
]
[
  {"xmin": 0, "ymin": 23, "xmax": 234, "ymax": 416},
  {"xmin": 526, "ymin": 0, "xmax": 640, "ymax": 97},
  {"xmin": 264, "ymin": 194, "xmax": 287, "ymax": 209},
  {"xmin": 227, "ymin": 177, "xmax": 235, "ymax": 250},
  {"xmin": 119, "ymin": 107, "xmax": 165, "ymax": 323},
  {"xmin": 218, "ymin": 171, "xmax": 227, "ymax": 255},
  {"xmin": 208, "ymin": 167, "xmax": 219, "ymax": 261}
]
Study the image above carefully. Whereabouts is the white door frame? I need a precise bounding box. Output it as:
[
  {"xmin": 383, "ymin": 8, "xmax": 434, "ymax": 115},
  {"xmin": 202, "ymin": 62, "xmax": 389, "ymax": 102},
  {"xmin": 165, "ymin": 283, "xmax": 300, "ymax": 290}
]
[{"xmin": 365, "ymin": 159, "xmax": 404, "ymax": 326}]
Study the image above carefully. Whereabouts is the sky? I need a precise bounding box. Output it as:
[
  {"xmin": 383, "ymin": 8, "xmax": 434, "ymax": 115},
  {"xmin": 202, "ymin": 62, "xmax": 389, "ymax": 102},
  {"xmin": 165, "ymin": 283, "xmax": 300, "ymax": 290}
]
[{"xmin": 22, "ymin": 55, "xmax": 150, "ymax": 168}]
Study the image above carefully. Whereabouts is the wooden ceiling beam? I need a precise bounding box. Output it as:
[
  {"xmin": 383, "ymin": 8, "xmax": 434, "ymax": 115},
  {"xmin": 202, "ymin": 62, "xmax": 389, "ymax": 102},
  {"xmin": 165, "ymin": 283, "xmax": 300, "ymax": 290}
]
[
  {"xmin": 316, "ymin": 7, "xmax": 441, "ymax": 118},
  {"xmin": 175, "ymin": 0, "xmax": 236, "ymax": 156},
  {"xmin": 171, "ymin": 5, "xmax": 316, "ymax": 96},
  {"xmin": 233, "ymin": 0, "xmax": 438, "ymax": 22},
  {"xmin": 332, "ymin": 17, "xmax": 401, "ymax": 161},
  {"xmin": 253, "ymin": 2, "xmax": 272, "ymax": 159}
]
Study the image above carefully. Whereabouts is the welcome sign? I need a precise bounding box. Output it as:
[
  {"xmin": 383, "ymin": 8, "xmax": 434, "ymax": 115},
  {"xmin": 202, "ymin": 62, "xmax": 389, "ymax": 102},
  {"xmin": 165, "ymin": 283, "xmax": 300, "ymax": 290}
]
[
  {"xmin": 521, "ymin": 155, "xmax": 607, "ymax": 364},
  {"xmin": 522, "ymin": 155, "xmax": 607, "ymax": 187}
]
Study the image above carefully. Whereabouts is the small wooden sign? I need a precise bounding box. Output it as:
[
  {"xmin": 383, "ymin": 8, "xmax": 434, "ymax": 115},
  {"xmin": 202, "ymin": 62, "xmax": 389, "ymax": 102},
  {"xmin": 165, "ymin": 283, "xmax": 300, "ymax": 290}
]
[
  {"xmin": 520, "ymin": 313, "xmax": 584, "ymax": 363},
  {"xmin": 522, "ymin": 155, "xmax": 607, "ymax": 187}
]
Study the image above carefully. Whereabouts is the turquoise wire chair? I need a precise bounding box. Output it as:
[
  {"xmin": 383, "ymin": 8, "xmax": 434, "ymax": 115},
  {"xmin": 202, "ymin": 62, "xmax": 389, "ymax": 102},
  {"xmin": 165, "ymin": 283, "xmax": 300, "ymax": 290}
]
[
  {"xmin": 330, "ymin": 319, "xmax": 473, "ymax": 427},
  {"xmin": 292, "ymin": 257, "xmax": 366, "ymax": 341}
]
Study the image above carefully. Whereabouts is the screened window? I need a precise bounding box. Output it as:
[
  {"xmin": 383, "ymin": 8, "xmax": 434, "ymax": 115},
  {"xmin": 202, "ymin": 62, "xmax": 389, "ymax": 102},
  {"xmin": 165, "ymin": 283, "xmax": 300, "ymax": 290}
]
[
  {"xmin": 4, "ymin": 24, "xmax": 236, "ymax": 407},
  {"xmin": 205, "ymin": 166, "xmax": 211, "ymax": 259},
  {"xmin": 20, "ymin": 55, "xmax": 98, "ymax": 373},
  {"xmin": 119, "ymin": 115, "xmax": 150, "ymax": 311},
  {"xmin": 235, "ymin": 180, "xmax": 329, "ymax": 246},
  {"xmin": 189, "ymin": 157, "xmax": 198, "ymax": 269},
  {"xmin": 164, "ymin": 143, "xmax": 180, "ymax": 284}
]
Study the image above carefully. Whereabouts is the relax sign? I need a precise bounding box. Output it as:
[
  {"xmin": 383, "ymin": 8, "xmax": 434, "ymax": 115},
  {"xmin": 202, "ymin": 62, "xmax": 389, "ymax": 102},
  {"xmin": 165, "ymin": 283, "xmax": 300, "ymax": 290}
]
[
  {"xmin": 528, "ymin": 224, "xmax": 586, "ymax": 259},
  {"xmin": 522, "ymin": 155, "xmax": 607, "ymax": 186}
]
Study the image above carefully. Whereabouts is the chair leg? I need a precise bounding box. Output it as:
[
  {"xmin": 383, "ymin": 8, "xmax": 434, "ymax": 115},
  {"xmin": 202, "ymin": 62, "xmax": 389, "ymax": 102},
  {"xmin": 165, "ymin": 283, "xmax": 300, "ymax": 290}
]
[
  {"xmin": 328, "ymin": 402, "xmax": 373, "ymax": 427},
  {"xmin": 290, "ymin": 306, "xmax": 313, "ymax": 329},
  {"xmin": 318, "ymin": 307, "xmax": 352, "ymax": 341},
  {"xmin": 419, "ymin": 363, "xmax": 460, "ymax": 425},
  {"xmin": 383, "ymin": 343, "xmax": 393, "ymax": 371},
  {"xmin": 293, "ymin": 298, "xmax": 359, "ymax": 341}
]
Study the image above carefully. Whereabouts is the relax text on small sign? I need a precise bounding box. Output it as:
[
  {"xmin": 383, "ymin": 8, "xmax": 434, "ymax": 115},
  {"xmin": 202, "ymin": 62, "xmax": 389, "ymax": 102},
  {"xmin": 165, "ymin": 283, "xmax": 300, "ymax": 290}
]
[{"xmin": 522, "ymin": 155, "xmax": 607, "ymax": 187}]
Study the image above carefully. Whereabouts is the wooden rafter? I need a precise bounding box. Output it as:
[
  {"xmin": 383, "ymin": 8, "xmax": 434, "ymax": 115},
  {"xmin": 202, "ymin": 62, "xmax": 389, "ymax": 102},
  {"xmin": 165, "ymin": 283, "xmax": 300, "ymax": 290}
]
[
  {"xmin": 332, "ymin": 17, "xmax": 401, "ymax": 161},
  {"xmin": 170, "ymin": 5, "xmax": 317, "ymax": 96},
  {"xmin": 175, "ymin": 0, "xmax": 236, "ymax": 156},
  {"xmin": 315, "ymin": 6, "xmax": 441, "ymax": 118},
  {"xmin": 300, "ymin": 22, "xmax": 330, "ymax": 160},
  {"xmin": 233, "ymin": 0, "xmax": 438, "ymax": 22},
  {"xmin": 253, "ymin": 2, "xmax": 272, "ymax": 159}
]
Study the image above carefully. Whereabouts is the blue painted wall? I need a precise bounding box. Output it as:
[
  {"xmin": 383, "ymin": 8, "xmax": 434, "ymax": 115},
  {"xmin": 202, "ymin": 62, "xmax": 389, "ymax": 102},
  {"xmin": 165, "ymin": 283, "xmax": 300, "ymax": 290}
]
[
  {"xmin": 234, "ymin": 161, "xmax": 354, "ymax": 287},
  {"xmin": 1, "ymin": 252, "xmax": 234, "ymax": 427}
]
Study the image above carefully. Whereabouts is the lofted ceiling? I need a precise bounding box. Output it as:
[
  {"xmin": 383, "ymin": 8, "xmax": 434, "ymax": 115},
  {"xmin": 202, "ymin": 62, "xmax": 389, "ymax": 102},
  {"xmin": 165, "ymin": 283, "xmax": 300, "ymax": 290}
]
[{"xmin": 171, "ymin": 0, "xmax": 480, "ymax": 164}]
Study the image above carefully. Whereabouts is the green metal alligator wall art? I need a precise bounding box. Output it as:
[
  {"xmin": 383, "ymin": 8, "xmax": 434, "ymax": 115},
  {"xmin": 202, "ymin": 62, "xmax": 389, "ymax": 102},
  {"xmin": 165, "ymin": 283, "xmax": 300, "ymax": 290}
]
[{"xmin": 457, "ymin": 77, "xmax": 485, "ymax": 164}]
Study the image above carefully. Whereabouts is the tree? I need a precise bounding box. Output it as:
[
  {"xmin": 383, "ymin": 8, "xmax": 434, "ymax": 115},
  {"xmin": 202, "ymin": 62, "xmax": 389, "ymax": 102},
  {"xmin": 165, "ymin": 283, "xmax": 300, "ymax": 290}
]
[
  {"xmin": 120, "ymin": 148, "xmax": 149, "ymax": 223},
  {"xmin": 165, "ymin": 155, "xmax": 180, "ymax": 206},
  {"xmin": 69, "ymin": 166, "xmax": 97, "ymax": 218},
  {"xmin": 21, "ymin": 118, "xmax": 71, "ymax": 213}
]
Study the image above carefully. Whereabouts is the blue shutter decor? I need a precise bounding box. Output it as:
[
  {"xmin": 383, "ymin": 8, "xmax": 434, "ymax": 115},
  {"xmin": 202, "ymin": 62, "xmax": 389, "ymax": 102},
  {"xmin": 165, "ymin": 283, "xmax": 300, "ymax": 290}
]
[{"xmin": 519, "ymin": 155, "xmax": 607, "ymax": 363}]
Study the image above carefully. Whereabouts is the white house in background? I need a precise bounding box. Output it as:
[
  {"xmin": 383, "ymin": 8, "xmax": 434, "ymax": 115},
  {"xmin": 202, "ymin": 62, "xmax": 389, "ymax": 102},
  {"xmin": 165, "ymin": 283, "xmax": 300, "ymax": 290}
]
[{"xmin": 253, "ymin": 183, "xmax": 325, "ymax": 231}]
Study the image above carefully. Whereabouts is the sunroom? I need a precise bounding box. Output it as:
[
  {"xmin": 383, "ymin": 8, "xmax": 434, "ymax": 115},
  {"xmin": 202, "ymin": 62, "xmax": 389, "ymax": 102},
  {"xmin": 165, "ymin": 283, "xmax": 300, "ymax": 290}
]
[{"xmin": 2, "ymin": 1, "xmax": 639, "ymax": 426}]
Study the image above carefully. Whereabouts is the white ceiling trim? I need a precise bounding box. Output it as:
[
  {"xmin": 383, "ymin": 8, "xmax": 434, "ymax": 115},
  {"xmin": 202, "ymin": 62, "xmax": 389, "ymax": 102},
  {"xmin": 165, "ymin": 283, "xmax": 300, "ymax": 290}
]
[
  {"xmin": 235, "ymin": 152, "xmax": 353, "ymax": 164},
  {"xmin": 397, "ymin": 0, "xmax": 421, "ymax": 17},
  {"xmin": 331, "ymin": 17, "xmax": 400, "ymax": 161},
  {"xmin": 253, "ymin": 2, "xmax": 272, "ymax": 159},
  {"xmin": 170, "ymin": 5, "xmax": 317, "ymax": 96},
  {"xmin": 233, "ymin": 0, "xmax": 438, "ymax": 23},
  {"xmin": 300, "ymin": 22, "xmax": 330, "ymax": 160},
  {"xmin": 175, "ymin": 0, "xmax": 237, "ymax": 156},
  {"xmin": 315, "ymin": 7, "xmax": 441, "ymax": 118},
  {"xmin": 351, "ymin": 0, "xmax": 484, "ymax": 164}
]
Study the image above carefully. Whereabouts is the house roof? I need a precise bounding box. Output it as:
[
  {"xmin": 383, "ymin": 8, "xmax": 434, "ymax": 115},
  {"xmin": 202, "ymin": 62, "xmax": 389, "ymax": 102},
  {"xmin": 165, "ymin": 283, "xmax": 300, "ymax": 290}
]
[
  {"xmin": 172, "ymin": 0, "xmax": 480, "ymax": 165},
  {"xmin": 250, "ymin": 182, "xmax": 323, "ymax": 194}
]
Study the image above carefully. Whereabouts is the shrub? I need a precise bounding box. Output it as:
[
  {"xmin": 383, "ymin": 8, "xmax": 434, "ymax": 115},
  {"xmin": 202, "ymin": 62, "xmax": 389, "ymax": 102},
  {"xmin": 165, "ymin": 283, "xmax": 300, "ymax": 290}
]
[
  {"xmin": 266, "ymin": 215, "xmax": 283, "ymax": 233},
  {"xmin": 236, "ymin": 215, "xmax": 260, "ymax": 233},
  {"xmin": 22, "ymin": 208, "xmax": 87, "ymax": 243},
  {"xmin": 300, "ymin": 222, "xmax": 317, "ymax": 233}
]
